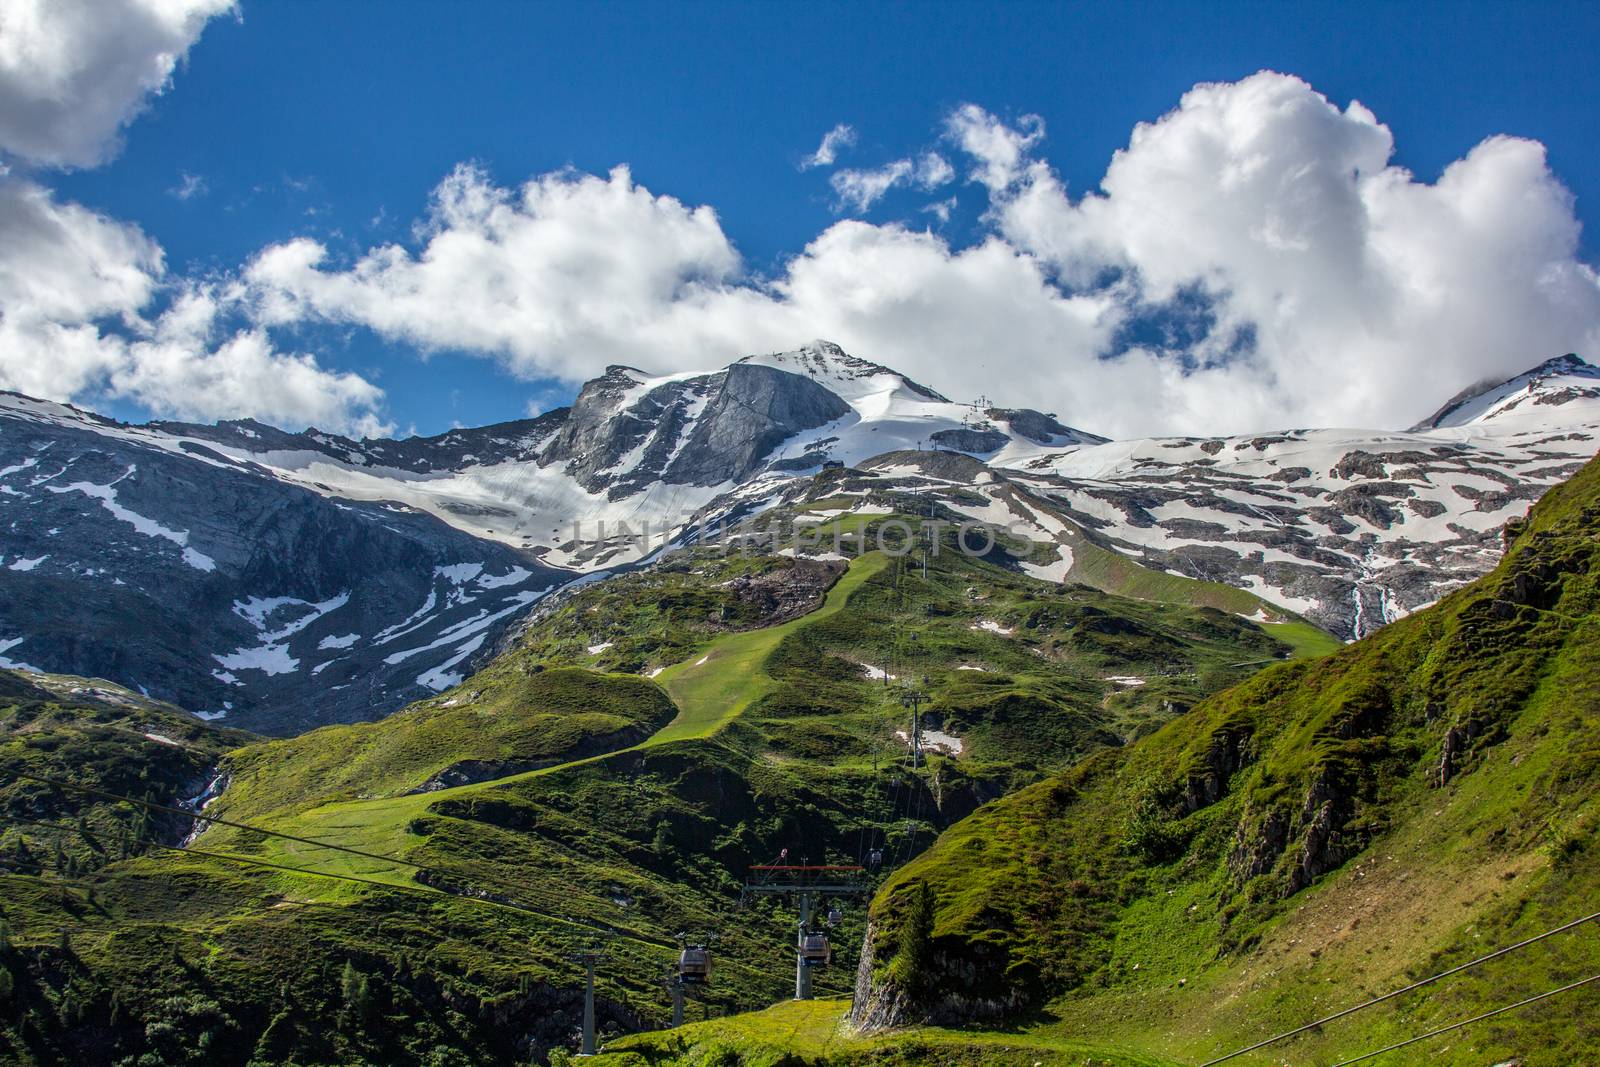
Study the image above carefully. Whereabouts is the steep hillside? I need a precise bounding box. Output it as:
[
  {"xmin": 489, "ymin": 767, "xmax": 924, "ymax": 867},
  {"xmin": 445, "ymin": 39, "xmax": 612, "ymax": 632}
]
[
  {"xmin": 0, "ymin": 672, "xmax": 257, "ymax": 871},
  {"xmin": 0, "ymin": 394, "xmax": 563, "ymax": 733},
  {"xmin": 849, "ymin": 453, "xmax": 1600, "ymax": 1065}
]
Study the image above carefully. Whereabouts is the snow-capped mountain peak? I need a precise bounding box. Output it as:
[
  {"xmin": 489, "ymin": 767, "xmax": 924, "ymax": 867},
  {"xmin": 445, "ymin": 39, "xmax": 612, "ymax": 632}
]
[
  {"xmin": 1413, "ymin": 353, "xmax": 1600, "ymax": 430},
  {"xmin": 737, "ymin": 340, "xmax": 949, "ymax": 403}
]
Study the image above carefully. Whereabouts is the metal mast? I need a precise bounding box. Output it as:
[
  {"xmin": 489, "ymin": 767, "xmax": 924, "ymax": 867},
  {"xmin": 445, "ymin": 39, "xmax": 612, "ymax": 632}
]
[
  {"xmin": 567, "ymin": 948, "xmax": 608, "ymax": 1055},
  {"xmin": 742, "ymin": 863, "xmax": 868, "ymax": 1000},
  {"xmin": 901, "ymin": 685, "xmax": 927, "ymax": 769}
]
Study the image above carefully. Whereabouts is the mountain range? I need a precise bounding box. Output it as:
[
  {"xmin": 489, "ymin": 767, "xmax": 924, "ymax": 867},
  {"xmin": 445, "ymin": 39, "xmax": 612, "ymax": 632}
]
[{"xmin": 2, "ymin": 343, "xmax": 1595, "ymax": 733}]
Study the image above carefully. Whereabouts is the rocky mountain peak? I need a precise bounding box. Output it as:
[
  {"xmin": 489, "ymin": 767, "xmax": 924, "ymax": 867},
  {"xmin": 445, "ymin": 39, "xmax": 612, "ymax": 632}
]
[{"xmin": 537, "ymin": 358, "xmax": 851, "ymax": 496}]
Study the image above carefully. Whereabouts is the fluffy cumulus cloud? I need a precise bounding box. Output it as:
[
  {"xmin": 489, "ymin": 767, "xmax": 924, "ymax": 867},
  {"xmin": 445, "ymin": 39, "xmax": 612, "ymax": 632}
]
[
  {"xmin": 237, "ymin": 71, "xmax": 1600, "ymax": 436},
  {"xmin": 986, "ymin": 74, "xmax": 1600, "ymax": 430},
  {"xmin": 0, "ymin": 180, "xmax": 389, "ymax": 435},
  {"xmin": 238, "ymin": 163, "xmax": 1113, "ymax": 394},
  {"xmin": 945, "ymin": 104, "xmax": 1045, "ymax": 192},
  {"xmin": 8, "ymin": 56, "xmax": 1600, "ymax": 439},
  {"xmin": 0, "ymin": 0, "xmax": 378, "ymax": 432},
  {"xmin": 0, "ymin": 0, "xmax": 235, "ymax": 168},
  {"xmin": 244, "ymin": 164, "xmax": 748, "ymax": 383}
]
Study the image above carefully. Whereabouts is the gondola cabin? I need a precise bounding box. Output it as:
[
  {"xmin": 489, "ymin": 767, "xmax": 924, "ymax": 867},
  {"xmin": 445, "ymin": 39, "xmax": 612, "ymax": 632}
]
[
  {"xmin": 799, "ymin": 932, "xmax": 832, "ymax": 967},
  {"xmin": 678, "ymin": 945, "xmax": 713, "ymax": 985}
]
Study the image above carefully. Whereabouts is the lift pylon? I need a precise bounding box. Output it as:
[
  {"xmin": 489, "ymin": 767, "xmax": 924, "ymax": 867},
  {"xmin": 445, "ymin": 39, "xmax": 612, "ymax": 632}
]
[
  {"xmin": 566, "ymin": 947, "xmax": 608, "ymax": 1055},
  {"xmin": 742, "ymin": 863, "xmax": 869, "ymax": 1000}
]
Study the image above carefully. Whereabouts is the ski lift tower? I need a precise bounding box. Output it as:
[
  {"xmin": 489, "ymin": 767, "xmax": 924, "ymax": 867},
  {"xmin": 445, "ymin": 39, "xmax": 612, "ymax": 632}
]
[
  {"xmin": 566, "ymin": 947, "xmax": 609, "ymax": 1055},
  {"xmin": 742, "ymin": 862, "xmax": 869, "ymax": 1000}
]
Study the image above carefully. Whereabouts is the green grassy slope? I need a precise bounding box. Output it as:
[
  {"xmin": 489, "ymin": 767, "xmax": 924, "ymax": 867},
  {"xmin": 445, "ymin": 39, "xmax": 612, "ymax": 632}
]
[
  {"xmin": 600, "ymin": 999, "xmax": 1179, "ymax": 1067},
  {"xmin": 847, "ymin": 454, "xmax": 1600, "ymax": 1065},
  {"xmin": 651, "ymin": 552, "xmax": 889, "ymax": 744},
  {"xmin": 219, "ymin": 668, "xmax": 677, "ymax": 821},
  {"xmin": 0, "ymin": 493, "xmax": 1340, "ymax": 1065}
]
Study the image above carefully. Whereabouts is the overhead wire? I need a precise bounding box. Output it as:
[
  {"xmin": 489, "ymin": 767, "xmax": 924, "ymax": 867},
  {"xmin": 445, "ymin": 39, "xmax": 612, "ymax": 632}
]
[
  {"xmin": 3, "ymin": 782, "xmax": 819, "ymax": 1001},
  {"xmin": 8, "ymin": 769, "xmax": 420, "ymax": 871},
  {"xmin": 2, "ymin": 517, "xmax": 930, "ymax": 1009},
  {"xmin": 0, "ymin": 779, "xmax": 675, "ymax": 950},
  {"xmin": 1197, "ymin": 906, "xmax": 1600, "ymax": 1065},
  {"xmin": 1325, "ymin": 972, "xmax": 1600, "ymax": 1067},
  {"xmin": 5, "ymin": 766, "xmax": 722, "ymax": 939}
]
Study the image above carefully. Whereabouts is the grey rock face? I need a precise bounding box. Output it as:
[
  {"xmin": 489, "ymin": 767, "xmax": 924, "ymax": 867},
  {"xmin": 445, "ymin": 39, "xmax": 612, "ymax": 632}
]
[
  {"xmin": 665, "ymin": 363, "xmax": 851, "ymax": 484},
  {"xmin": 540, "ymin": 362, "xmax": 849, "ymax": 495},
  {"xmin": 2, "ymin": 347, "xmax": 1594, "ymax": 738},
  {"xmin": 151, "ymin": 409, "xmax": 570, "ymax": 474},
  {"xmin": 986, "ymin": 408, "xmax": 1107, "ymax": 446},
  {"xmin": 930, "ymin": 427, "xmax": 1010, "ymax": 453},
  {"xmin": 1005, "ymin": 432, "xmax": 1591, "ymax": 639}
]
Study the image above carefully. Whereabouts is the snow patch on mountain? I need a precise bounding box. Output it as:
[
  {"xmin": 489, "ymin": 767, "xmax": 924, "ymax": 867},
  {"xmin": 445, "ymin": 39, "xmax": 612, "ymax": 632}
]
[
  {"xmin": 0, "ymin": 636, "xmax": 41, "ymax": 673},
  {"xmin": 46, "ymin": 469, "xmax": 216, "ymax": 572},
  {"xmin": 4, "ymin": 347, "xmax": 1598, "ymax": 727}
]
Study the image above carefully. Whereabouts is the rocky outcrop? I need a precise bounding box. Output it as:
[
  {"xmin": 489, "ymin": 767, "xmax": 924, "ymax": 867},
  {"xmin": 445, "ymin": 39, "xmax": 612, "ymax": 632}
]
[
  {"xmin": 930, "ymin": 426, "xmax": 1010, "ymax": 453},
  {"xmin": 849, "ymin": 923, "xmax": 1027, "ymax": 1033},
  {"xmin": 988, "ymin": 407, "xmax": 1106, "ymax": 446},
  {"xmin": 1183, "ymin": 728, "xmax": 1253, "ymax": 812},
  {"xmin": 152, "ymin": 408, "xmax": 569, "ymax": 473},
  {"xmin": 539, "ymin": 362, "xmax": 850, "ymax": 495},
  {"xmin": 719, "ymin": 557, "xmax": 847, "ymax": 625}
]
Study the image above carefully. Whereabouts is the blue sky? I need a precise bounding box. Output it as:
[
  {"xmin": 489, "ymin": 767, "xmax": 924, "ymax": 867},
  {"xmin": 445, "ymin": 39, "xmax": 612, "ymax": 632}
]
[{"xmin": 6, "ymin": 1, "xmax": 1600, "ymax": 439}]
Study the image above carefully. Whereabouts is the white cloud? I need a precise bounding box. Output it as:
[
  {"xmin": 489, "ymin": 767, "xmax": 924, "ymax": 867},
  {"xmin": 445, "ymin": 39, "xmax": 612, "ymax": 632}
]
[
  {"xmin": 944, "ymin": 104, "xmax": 1044, "ymax": 191},
  {"xmin": 0, "ymin": 1, "xmax": 386, "ymax": 436},
  {"xmin": 169, "ymin": 171, "xmax": 207, "ymax": 200},
  {"xmin": 915, "ymin": 152, "xmax": 955, "ymax": 188},
  {"xmin": 244, "ymin": 164, "xmax": 745, "ymax": 384},
  {"xmin": 239, "ymin": 164, "xmax": 1115, "ymax": 406},
  {"xmin": 235, "ymin": 70, "xmax": 1600, "ymax": 438},
  {"xmin": 0, "ymin": 179, "xmax": 388, "ymax": 436},
  {"xmin": 983, "ymin": 72, "xmax": 1600, "ymax": 432},
  {"xmin": 922, "ymin": 197, "xmax": 957, "ymax": 224},
  {"xmin": 828, "ymin": 152, "xmax": 955, "ymax": 213},
  {"xmin": 830, "ymin": 160, "xmax": 912, "ymax": 213},
  {"xmin": 800, "ymin": 123, "xmax": 857, "ymax": 169},
  {"xmin": 0, "ymin": 0, "xmax": 235, "ymax": 168}
]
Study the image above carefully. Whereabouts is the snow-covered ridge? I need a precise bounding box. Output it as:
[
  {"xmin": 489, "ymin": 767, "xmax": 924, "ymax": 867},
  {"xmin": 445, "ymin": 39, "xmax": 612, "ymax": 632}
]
[
  {"xmin": 3, "ymin": 348, "xmax": 1598, "ymax": 730},
  {"xmin": 991, "ymin": 402, "xmax": 1599, "ymax": 637},
  {"xmin": 2, "ymin": 344, "xmax": 1099, "ymax": 568}
]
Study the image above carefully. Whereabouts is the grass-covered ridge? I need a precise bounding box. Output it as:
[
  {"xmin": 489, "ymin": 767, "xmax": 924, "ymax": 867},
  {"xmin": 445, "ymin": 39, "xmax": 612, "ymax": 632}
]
[{"xmin": 848, "ymin": 453, "xmax": 1600, "ymax": 1064}]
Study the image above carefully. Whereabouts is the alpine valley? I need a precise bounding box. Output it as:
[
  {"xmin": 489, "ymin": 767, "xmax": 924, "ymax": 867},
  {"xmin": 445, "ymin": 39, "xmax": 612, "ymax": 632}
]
[{"xmin": 1, "ymin": 342, "xmax": 1598, "ymax": 1066}]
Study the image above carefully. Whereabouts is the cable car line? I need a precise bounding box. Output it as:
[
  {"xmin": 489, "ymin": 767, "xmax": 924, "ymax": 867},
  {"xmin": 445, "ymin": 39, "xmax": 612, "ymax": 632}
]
[
  {"xmin": 1197, "ymin": 905, "xmax": 1600, "ymax": 1065},
  {"xmin": 0, "ymin": 791, "xmax": 674, "ymax": 951},
  {"xmin": 1326, "ymin": 971, "xmax": 1600, "ymax": 1067}
]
